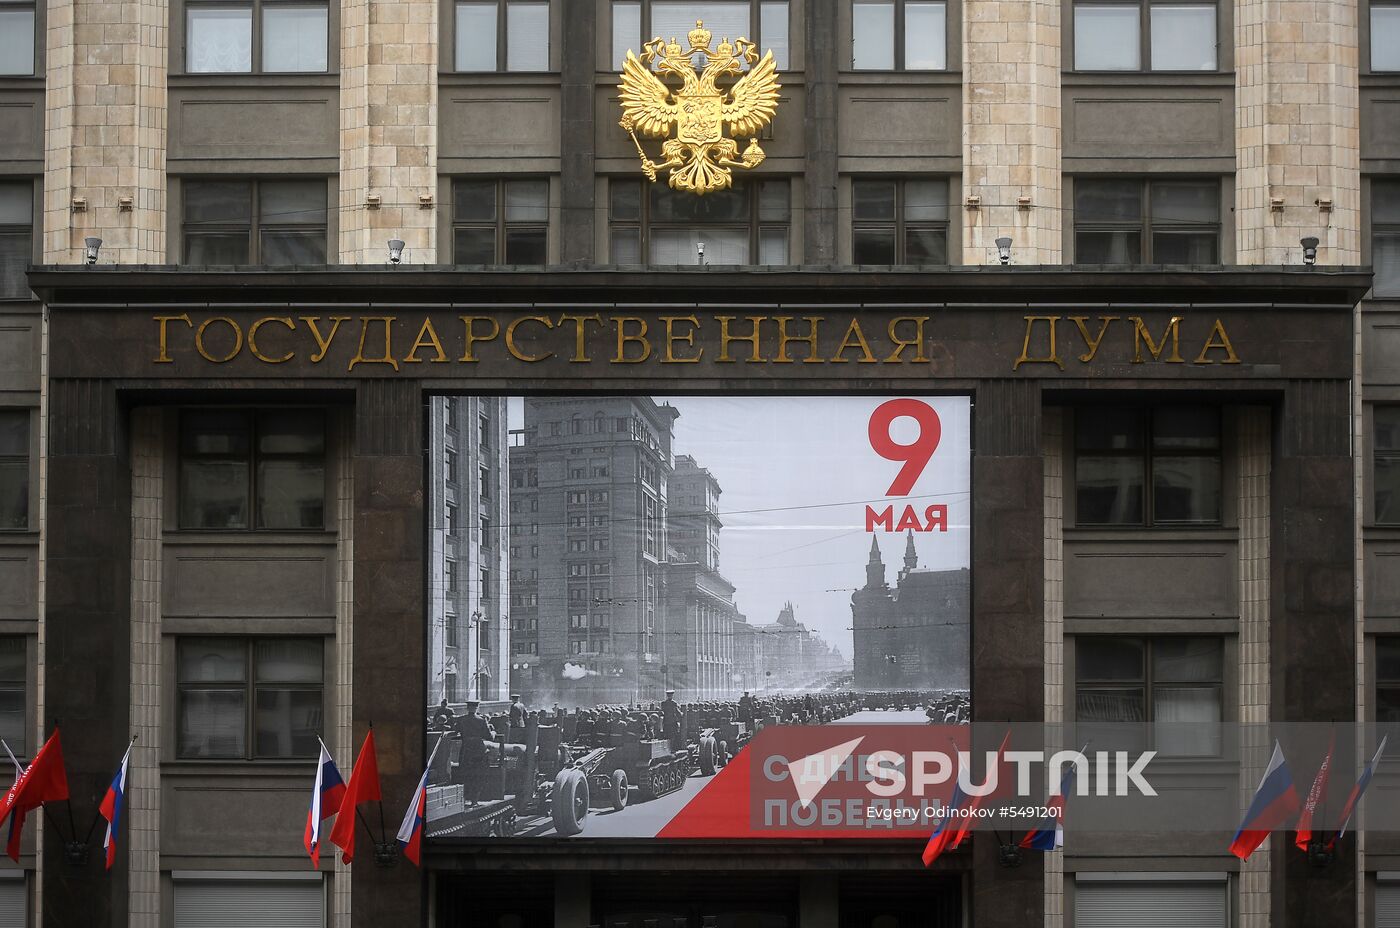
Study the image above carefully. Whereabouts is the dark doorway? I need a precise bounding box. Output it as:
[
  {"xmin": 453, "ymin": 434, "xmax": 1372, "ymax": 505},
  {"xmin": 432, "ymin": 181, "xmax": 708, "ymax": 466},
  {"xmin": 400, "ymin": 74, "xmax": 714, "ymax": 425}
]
[{"xmin": 838, "ymin": 873, "xmax": 963, "ymax": 928}]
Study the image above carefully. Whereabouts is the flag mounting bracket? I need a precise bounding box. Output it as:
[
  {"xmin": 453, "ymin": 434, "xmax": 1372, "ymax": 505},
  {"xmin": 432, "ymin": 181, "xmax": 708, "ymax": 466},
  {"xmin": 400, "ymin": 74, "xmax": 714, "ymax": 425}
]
[
  {"xmin": 63, "ymin": 841, "xmax": 90, "ymax": 867},
  {"xmin": 1306, "ymin": 838, "xmax": 1335, "ymax": 870},
  {"xmin": 996, "ymin": 842, "xmax": 1023, "ymax": 869},
  {"xmin": 373, "ymin": 842, "xmax": 398, "ymax": 868}
]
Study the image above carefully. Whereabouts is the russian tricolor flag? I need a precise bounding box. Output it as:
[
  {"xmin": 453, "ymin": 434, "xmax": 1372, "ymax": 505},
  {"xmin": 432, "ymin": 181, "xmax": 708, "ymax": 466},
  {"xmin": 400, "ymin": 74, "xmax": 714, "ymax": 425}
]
[
  {"xmin": 305, "ymin": 740, "xmax": 346, "ymax": 868},
  {"xmin": 1329, "ymin": 734, "xmax": 1387, "ymax": 849},
  {"xmin": 1230, "ymin": 740, "xmax": 1300, "ymax": 860},
  {"xmin": 396, "ymin": 740, "xmax": 440, "ymax": 867},
  {"xmin": 1019, "ymin": 759, "xmax": 1081, "ymax": 852},
  {"xmin": 98, "ymin": 741, "xmax": 134, "ymax": 870},
  {"xmin": 921, "ymin": 780, "xmax": 969, "ymax": 866}
]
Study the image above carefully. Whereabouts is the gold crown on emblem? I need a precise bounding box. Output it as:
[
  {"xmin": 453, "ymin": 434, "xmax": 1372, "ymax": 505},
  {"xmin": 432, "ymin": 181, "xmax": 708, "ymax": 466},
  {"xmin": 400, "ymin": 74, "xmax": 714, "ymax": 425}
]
[{"xmin": 617, "ymin": 19, "xmax": 782, "ymax": 196}]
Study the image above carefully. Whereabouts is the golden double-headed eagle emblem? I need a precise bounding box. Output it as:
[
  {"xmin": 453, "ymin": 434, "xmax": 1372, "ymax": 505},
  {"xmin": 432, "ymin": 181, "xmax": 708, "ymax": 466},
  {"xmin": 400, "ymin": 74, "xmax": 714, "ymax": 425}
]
[{"xmin": 618, "ymin": 20, "xmax": 781, "ymax": 195}]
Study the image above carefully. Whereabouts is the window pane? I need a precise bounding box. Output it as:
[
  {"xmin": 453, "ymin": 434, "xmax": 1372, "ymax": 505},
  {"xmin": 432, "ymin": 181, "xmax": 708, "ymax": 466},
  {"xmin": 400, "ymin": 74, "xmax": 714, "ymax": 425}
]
[
  {"xmin": 255, "ymin": 688, "xmax": 320, "ymax": 756},
  {"xmin": 614, "ymin": 0, "xmax": 641, "ymax": 68},
  {"xmin": 181, "ymin": 460, "xmax": 251, "ymax": 528},
  {"xmin": 185, "ymin": 233, "xmax": 250, "ymax": 265},
  {"xmin": 505, "ymin": 180, "xmax": 548, "ymax": 221},
  {"xmin": 1075, "ymin": 5, "xmax": 1141, "ymax": 70},
  {"xmin": 1077, "ymin": 408, "xmax": 1146, "ymax": 451},
  {"xmin": 0, "ymin": 637, "xmax": 23, "ymax": 682},
  {"xmin": 905, "ymin": 2, "xmax": 947, "ymax": 69},
  {"xmin": 185, "ymin": 180, "xmax": 253, "ymax": 224},
  {"xmin": 760, "ymin": 1, "xmax": 789, "ymax": 68},
  {"xmin": 1077, "ymin": 456, "xmax": 1146, "ymax": 524},
  {"xmin": 1154, "ymin": 687, "xmax": 1221, "ymax": 754},
  {"xmin": 1078, "ymin": 637, "xmax": 1145, "ymax": 680},
  {"xmin": 0, "ymin": 688, "xmax": 22, "ymax": 757},
  {"xmin": 610, "ymin": 180, "xmax": 642, "ymax": 220},
  {"xmin": 853, "ymin": 0, "xmax": 895, "ymax": 69},
  {"xmin": 650, "ymin": 228, "xmax": 749, "ymax": 264},
  {"xmin": 187, "ymin": 7, "xmax": 253, "ymax": 72},
  {"xmin": 1150, "ymin": 5, "xmax": 1216, "ymax": 70},
  {"xmin": 1151, "ymin": 181, "xmax": 1219, "ymax": 223},
  {"xmin": 263, "ymin": 4, "xmax": 329, "ymax": 72},
  {"xmin": 1375, "ymin": 231, "xmax": 1400, "ymax": 298},
  {"xmin": 179, "ymin": 689, "xmax": 246, "ymax": 757},
  {"xmin": 758, "ymin": 180, "xmax": 790, "ymax": 221},
  {"xmin": 1374, "ymin": 180, "xmax": 1400, "ymax": 223},
  {"xmin": 260, "ymin": 230, "xmax": 326, "ymax": 265},
  {"xmin": 507, "ymin": 2, "xmax": 549, "ymax": 71},
  {"xmin": 1076, "ymin": 687, "xmax": 1146, "ymax": 719},
  {"xmin": 1151, "ymin": 231, "xmax": 1218, "ymax": 263},
  {"xmin": 651, "ymin": 183, "xmax": 748, "ymax": 222},
  {"xmin": 0, "ymin": 461, "xmax": 27, "ymax": 530},
  {"xmin": 0, "ymin": 10, "xmax": 35, "ymax": 76},
  {"xmin": 853, "ymin": 180, "xmax": 897, "ymax": 221},
  {"xmin": 0, "ymin": 411, "xmax": 25, "ymax": 456},
  {"xmin": 1374, "ymin": 7, "xmax": 1400, "ymax": 71},
  {"xmin": 258, "ymin": 460, "xmax": 325, "ymax": 528},
  {"xmin": 1076, "ymin": 179, "xmax": 1143, "ymax": 221},
  {"xmin": 853, "ymin": 228, "xmax": 896, "ymax": 263},
  {"xmin": 905, "ymin": 227, "xmax": 947, "ymax": 264},
  {"xmin": 0, "ymin": 232, "xmax": 30, "ymax": 300},
  {"xmin": 457, "ymin": 3, "xmax": 498, "ymax": 70},
  {"xmin": 255, "ymin": 638, "xmax": 322, "ymax": 683},
  {"xmin": 1153, "ymin": 455, "xmax": 1221, "ymax": 522},
  {"xmin": 504, "ymin": 227, "xmax": 547, "ymax": 264},
  {"xmin": 455, "ymin": 227, "xmax": 497, "ymax": 264},
  {"xmin": 758, "ymin": 227, "xmax": 788, "ymax": 264},
  {"xmin": 611, "ymin": 228, "xmax": 643, "ymax": 265},
  {"xmin": 653, "ymin": 4, "xmax": 749, "ymax": 52},
  {"xmin": 0, "ymin": 183, "xmax": 30, "ymax": 225},
  {"xmin": 1153, "ymin": 638, "xmax": 1222, "ymax": 681},
  {"xmin": 1376, "ymin": 456, "xmax": 1400, "ymax": 524},
  {"xmin": 905, "ymin": 180, "xmax": 950, "ymax": 221},
  {"xmin": 1076, "ymin": 230, "xmax": 1142, "ymax": 263},
  {"xmin": 258, "ymin": 409, "xmax": 325, "ymax": 455},
  {"xmin": 260, "ymin": 180, "xmax": 327, "ymax": 225},
  {"xmin": 455, "ymin": 180, "xmax": 496, "ymax": 222},
  {"xmin": 1379, "ymin": 407, "xmax": 1400, "ymax": 452},
  {"xmin": 1379, "ymin": 638, "xmax": 1400, "ymax": 682},
  {"xmin": 179, "ymin": 639, "xmax": 247, "ymax": 682},
  {"xmin": 183, "ymin": 411, "xmax": 252, "ymax": 455},
  {"xmin": 1153, "ymin": 407, "xmax": 1220, "ymax": 450}
]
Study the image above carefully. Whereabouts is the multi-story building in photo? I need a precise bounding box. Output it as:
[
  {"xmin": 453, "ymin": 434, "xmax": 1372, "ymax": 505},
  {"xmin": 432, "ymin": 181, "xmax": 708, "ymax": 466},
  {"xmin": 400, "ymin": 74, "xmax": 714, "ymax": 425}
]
[
  {"xmin": 0, "ymin": 0, "xmax": 1398, "ymax": 927},
  {"xmin": 426, "ymin": 397, "xmax": 509, "ymax": 705},
  {"xmin": 852, "ymin": 534, "xmax": 970, "ymax": 691},
  {"xmin": 752, "ymin": 601, "xmax": 848, "ymax": 691},
  {"xmin": 507, "ymin": 396, "xmax": 677, "ymax": 705}
]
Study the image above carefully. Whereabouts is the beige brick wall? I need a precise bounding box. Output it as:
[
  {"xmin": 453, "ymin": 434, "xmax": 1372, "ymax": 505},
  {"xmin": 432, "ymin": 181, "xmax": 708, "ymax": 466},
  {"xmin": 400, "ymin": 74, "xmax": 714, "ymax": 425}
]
[
  {"xmin": 962, "ymin": 0, "xmax": 1062, "ymax": 264},
  {"xmin": 1234, "ymin": 0, "xmax": 1360, "ymax": 264},
  {"xmin": 43, "ymin": 0, "xmax": 168, "ymax": 264},
  {"xmin": 338, "ymin": 0, "xmax": 439, "ymax": 264}
]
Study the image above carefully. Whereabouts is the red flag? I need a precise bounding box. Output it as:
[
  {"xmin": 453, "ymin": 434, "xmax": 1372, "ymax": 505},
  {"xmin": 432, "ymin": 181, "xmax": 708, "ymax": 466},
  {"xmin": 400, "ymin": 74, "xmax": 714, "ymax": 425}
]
[
  {"xmin": 327, "ymin": 730, "xmax": 381, "ymax": 864},
  {"xmin": 0, "ymin": 729, "xmax": 70, "ymax": 862},
  {"xmin": 948, "ymin": 730, "xmax": 1012, "ymax": 851},
  {"xmin": 1295, "ymin": 730, "xmax": 1334, "ymax": 851}
]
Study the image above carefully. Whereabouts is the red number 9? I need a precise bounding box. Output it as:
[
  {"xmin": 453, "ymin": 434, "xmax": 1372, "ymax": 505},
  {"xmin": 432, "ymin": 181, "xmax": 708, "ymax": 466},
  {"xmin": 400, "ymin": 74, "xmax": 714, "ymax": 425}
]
[{"xmin": 868, "ymin": 399, "xmax": 941, "ymax": 496}]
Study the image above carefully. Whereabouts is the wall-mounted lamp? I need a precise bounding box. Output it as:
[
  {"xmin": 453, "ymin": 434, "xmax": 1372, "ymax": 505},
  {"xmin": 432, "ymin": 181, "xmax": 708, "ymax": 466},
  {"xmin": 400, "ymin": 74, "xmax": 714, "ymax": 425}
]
[
  {"xmin": 418, "ymin": 193, "xmax": 434, "ymax": 209},
  {"xmin": 995, "ymin": 236, "xmax": 1012, "ymax": 266},
  {"xmin": 1300, "ymin": 236, "xmax": 1319, "ymax": 266},
  {"xmin": 366, "ymin": 194, "xmax": 382, "ymax": 209},
  {"xmin": 70, "ymin": 197, "xmax": 87, "ymax": 213},
  {"xmin": 1017, "ymin": 196, "xmax": 1032, "ymax": 210},
  {"xmin": 964, "ymin": 195, "xmax": 981, "ymax": 211},
  {"xmin": 388, "ymin": 239, "xmax": 405, "ymax": 265},
  {"xmin": 696, "ymin": 241, "xmax": 705, "ymax": 266},
  {"xmin": 118, "ymin": 196, "xmax": 134, "ymax": 212},
  {"xmin": 84, "ymin": 237, "xmax": 103, "ymax": 265},
  {"xmin": 1270, "ymin": 197, "xmax": 1286, "ymax": 212}
]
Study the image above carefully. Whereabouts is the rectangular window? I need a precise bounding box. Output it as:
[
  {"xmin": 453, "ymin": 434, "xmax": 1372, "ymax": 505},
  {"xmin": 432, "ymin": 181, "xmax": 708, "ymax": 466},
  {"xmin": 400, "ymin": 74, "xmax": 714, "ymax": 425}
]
[
  {"xmin": 186, "ymin": 0, "xmax": 329, "ymax": 73},
  {"xmin": 1074, "ymin": 178, "xmax": 1220, "ymax": 264},
  {"xmin": 179, "ymin": 409, "xmax": 326, "ymax": 530},
  {"xmin": 851, "ymin": 178, "xmax": 950, "ymax": 264},
  {"xmin": 852, "ymin": 0, "xmax": 946, "ymax": 70},
  {"xmin": 456, "ymin": 1, "xmax": 549, "ymax": 71},
  {"xmin": 1074, "ymin": 406, "xmax": 1222, "ymax": 526},
  {"xmin": 610, "ymin": 178, "xmax": 790, "ymax": 266},
  {"xmin": 0, "ymin": 637, "xmax": 23, "ymax": 756},
  {"xmin": 613, "ymin": 1, "xmax": 789, "ymax": 70},
  {"xmin": 182, "ymin": 178, "xmax": 329, "ymax": 266},
  {"xmin": 176, "ymin": 637, "xmax": 323, "ymax": 759},
  {"xmin": 1074, "ymin": 0, "xmax": 1217, "ymax": 71},
  {"xmin": 0, "ymin": 410, "xmax": 27, "ymax": 530},
  {"xmin": 1379, "ymin": 638, "xmax": 1400, "ymax": 733},
  {"xmin": 1373, "ymin": 4, "xmax": 1400, "ymax": 71},
  {"xmin": 446, "ymin": 614, "xmax": 460, "ymax": 648},
  {"xmin": 1076, "ymin": 636, "xmax": 1224, "ymax": 756},
  {"xmin": 1375, "ymin": 179, "xmax": 1400, "ymax": 298},
  {"xmin": 0, "ymin": 2, "xmax": 35, "ymax": 75},
  {"xmin": 1377, "ymin": 407, "xmax": 1400, "ymax": 524},
  {"xmin": 0, "ymin": 182, "xmax": 33, "ymax": 300},
  {"xmin": 452, "ymin": 178, "xmax": 548, "ymax": 266}
]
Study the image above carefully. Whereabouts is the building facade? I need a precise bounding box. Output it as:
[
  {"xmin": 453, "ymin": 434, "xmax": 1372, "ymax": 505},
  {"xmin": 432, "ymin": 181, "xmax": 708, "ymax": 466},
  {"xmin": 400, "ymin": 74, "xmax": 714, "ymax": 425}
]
[{"xmin": 0, "ymin": 3, "xmax": 1396, "ymax": 928}]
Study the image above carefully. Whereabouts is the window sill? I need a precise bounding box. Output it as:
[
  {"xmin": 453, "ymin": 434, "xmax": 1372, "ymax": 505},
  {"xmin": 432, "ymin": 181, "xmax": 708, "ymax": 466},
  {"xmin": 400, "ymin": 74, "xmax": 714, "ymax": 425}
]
[
  {"xmin": 439, "ymin": 71, "xmax": 561, "ymax": 85},
  {"xmin": 1063, "ymin": 70, "xmax": 1235, "ymax": 86},
  {"xmin": 168, "ymin": 72, "xmax": 340, "ymax": 90},
  {"xmin": 838, "ymin": 70, "xmax": 961, "ymax": 85},
  {"xmin": 0, "ymin": 76, "xmax": 44, "ymax": 90},
  {"xmin": 162, "ymin": 759, "xmax": 318, "ymax": 774},
  {"xmin": 1362, "ymin": 72, "xmax": 1400, "ymax": 86},
  {"xmin": 0, "ymin": 531, "xmax": 39, "ymax": 544},
  {"xmin": 164, "ymin": 529, "xmax": 337, "ymax": 543},
  {"xmin": 1063, "ymin": 526, "xmax": 1237, "ymax": 542}
]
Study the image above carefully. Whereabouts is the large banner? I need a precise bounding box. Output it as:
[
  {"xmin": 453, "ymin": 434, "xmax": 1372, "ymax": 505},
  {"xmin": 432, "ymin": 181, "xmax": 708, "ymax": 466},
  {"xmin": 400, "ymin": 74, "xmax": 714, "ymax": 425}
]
[{"xmin": 423, "ymin": 395, "xmax": 971, "ymax": 839}]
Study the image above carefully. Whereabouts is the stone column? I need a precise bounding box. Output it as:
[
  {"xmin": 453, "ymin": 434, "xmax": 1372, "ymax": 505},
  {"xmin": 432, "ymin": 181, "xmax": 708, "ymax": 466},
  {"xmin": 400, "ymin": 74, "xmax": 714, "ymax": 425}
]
[
  {"xmin": 559, "ymin": 0, "xmax": 595, "ymax": 263},
  {"xmin": 339, "ymin": 0, "xmax": 439, "ymax": 264},
  {"xmin": 1234, "ymin": 0, "xmax": 1359, "ymax": 264},
  {"xmin": 803, "ymin": 0, "xmax": 839, "ymax": 263},
  {"xmin": 961, "ymin": 0, "xmax": 1061, "ymax": 264},
  {"xmin": 43, "ymin": 0, "xmax": 168, "ymax": 264},
  {"xmin": 1042, "ymin": 407, "xmax": 1064, "ymax": 928}
]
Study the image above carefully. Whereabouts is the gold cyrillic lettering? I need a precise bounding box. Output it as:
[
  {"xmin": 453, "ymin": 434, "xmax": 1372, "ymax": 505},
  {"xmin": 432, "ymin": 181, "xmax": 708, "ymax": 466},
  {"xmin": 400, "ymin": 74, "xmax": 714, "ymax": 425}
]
[
  {"xmin": 830, "ymin": 318, "xmax": 878, "ymax": 363},
  {"xmin": 194, "ymin": 316, "xmax": 243, "ymax": 363},
  {"xmin": 885, "ymin": 317, "xmax": 930, "ymax": 363},
  {"xmin": 505, "ymin": 315, "xmax": 556, "ymax": 362},
  {"xmin": 1194, "ymin": 319, "xmax": 1241, "ymax": 364},
  {"xmin": 458, "ymin": 316, "xmax": 501, "ymax": 362},
  {"xmin": 717, "ymin": 316, "xmax": 766, "ymax": 362},
  {"xmin": 349, "ymin": 316, "xmax": 400, "ymax": 371},
  {"xmin": 1069, "ymin": 315, "xmax": 1118, "ymax": 363},
  {"xmin": 248, "ymin": 316, "xmax": 295, "ymax": 364},
  {"xmin": 660, "ymin": 315, "xmax": 703, "ymax": 363},
  {"xmin": 300, "ymin": 315, "xmax": 350, "ymax": 363},
  {"xmin": 403, "ymin": 318, "xmax": 448, "ymax": 363},
  {"xmin": 153, "ymin": 313, "xmax": 192, "ymax": 363},
  {"xmin": 773, "ymin": 316, "xmax": 825, "ymax": 364},
  {"xmin": 557, "ymin": 313, "xmax": 604, "ymax": 363},
  {"xmin": 1129, "ymin": 316, "xmax": 1184, "ymax": 363},
  {"xmin": 1013, "ymin": 316, "xmax": 1064, "ymax": 370},
  {"xmin": 613, "ymin": 316, "xmax": 652, "ymax": 363}
]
